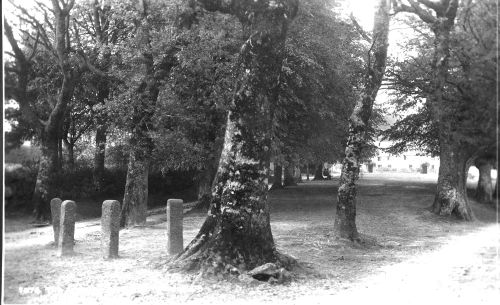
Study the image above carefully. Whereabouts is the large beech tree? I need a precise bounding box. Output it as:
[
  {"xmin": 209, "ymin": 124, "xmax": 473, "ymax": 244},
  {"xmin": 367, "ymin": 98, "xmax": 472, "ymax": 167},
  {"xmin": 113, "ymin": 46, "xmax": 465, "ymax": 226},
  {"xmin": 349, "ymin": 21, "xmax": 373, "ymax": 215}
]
[
  {"xmin": 171, "ymin": 0, "xmax": 299, "ymax": 274},
  {"xmin": 392, "ymin": 0, "xmax": 496, "ymax": 219},
  {"xmin": 333, "ymin": 0, "xmax": 391, "ymax": 240}
]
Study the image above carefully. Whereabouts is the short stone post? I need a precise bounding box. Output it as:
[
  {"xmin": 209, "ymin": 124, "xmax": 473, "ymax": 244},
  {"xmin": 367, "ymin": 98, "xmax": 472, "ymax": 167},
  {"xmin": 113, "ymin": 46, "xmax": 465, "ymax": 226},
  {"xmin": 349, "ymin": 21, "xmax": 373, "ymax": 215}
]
[
  {"xmin": 167, "ymin": 199, "xmax": 183, "ymax": 255},
  {"xmin": 101, "ymin": 200, "xmax": 121, "ymax": 259},
  {"xmin": 58, "ymin": 200, "xmax": 77, "ymax": 257},
  {"xmin": 50, "ymin": 198, "xmax": 62, "ymax": 244}
]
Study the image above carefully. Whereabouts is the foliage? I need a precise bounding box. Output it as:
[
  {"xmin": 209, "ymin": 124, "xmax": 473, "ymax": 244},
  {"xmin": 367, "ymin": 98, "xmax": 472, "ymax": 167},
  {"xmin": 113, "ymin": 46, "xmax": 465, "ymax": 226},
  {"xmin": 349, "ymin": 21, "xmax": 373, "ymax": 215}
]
[
  {"xmin": 273, "ymin": 0, "xmax": 366, "ymax": 165},
  {"xmin": 382, "ymin": 0, "xmax": 497, "ymax": 155}
]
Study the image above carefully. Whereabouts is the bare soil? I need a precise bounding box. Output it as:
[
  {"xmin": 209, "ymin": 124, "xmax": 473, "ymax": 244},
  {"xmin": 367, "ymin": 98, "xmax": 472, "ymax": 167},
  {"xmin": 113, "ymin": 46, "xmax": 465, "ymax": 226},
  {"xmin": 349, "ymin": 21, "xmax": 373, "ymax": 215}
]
[{"xmin": 3, "ymin": 173, "xmax": 499, "ymax": 304}]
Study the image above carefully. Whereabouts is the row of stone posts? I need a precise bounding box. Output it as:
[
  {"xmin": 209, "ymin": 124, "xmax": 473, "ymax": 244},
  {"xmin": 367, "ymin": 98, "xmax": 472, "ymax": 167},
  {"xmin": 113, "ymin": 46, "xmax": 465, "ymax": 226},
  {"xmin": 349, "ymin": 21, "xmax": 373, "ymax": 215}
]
[{"xmin": 50, "ymin": 198, "xmax": 184, "ymax": 258}]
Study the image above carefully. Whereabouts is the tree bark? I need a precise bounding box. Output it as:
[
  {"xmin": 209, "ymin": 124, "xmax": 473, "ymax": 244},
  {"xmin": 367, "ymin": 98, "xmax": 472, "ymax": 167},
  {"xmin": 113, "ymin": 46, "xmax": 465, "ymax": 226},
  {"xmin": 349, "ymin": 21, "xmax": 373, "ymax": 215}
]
[
  {"xmin": 120, "ymin": 0, "xmax": 158, "ymax": 227},
  {"xmin": 431, "ymin": 142, "xmax": 473, "ymax": 219},
  {"xmin": 270, "ymin": 165, "xmax": 283, "ymax": 190},
  {"xmin": 92, "ymin": 0, "xmax": 112, "ymax": 192},
  {"xmin": 93, "ymin": 120, "xmax": 107, "ymax": 192},
  {"xmin": 34, "ymin": 1, "xmax": 78, "ymax": 220},
  {"xmin": 314, "ymin": 163, "xmax": 324, "ymax": 180},
  {"xmin": 475, "ymin": 157, "xmax": 493, "ymax": 204},
  {"xmin": 494, "ymin": 165, "xmax": 498, "ymax": 199},
  {"xmin": 394, "ymin": 0, "xmax": 473, "ymax": 220},
  {"xmin": 334, "ymin": 0, "xmax": 390, "ymax": 240},
  {"xmin": 32, "ymin": 131, "xmax": 60, "ymax": 221},
  {"xmin": 171, "ymin": 0, "xmax": 299, "ymax": 275},
  {"xmin": 120, "ymin": 142, "xmax": 150, "ymax": 227},
  {"xmin": 294, "ymin": 165, "xmax": 302, "ymax": 183},
  {"xmin": 283, "ymin": 165, "xmax": 296, "ymax": 186}
]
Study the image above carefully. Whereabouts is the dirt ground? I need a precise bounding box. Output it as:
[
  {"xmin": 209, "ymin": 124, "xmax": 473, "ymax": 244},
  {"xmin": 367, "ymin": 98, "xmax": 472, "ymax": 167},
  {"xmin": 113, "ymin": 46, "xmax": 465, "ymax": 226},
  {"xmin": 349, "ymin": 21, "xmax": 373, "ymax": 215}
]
[{"xmin": 3, "ymin": 173, "xmax": 500, "ymax": 304}]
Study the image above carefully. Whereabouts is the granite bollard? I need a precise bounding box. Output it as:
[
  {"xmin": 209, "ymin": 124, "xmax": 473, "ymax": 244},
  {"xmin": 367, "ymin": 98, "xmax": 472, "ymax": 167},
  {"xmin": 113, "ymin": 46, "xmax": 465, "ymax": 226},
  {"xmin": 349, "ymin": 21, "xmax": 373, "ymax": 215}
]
[
  {"xmin": 50, "ymin": 198, "xmax": 62, "ymax": 244},
  {"xmin": 58, "ymin": 200, "xmax": 76, "ymax": 257},
  {"xmin": 101, "ymin": 200, "xmax": 121, "ymax": 259},
  {"xmin": 167, "ymin": 199, "xmax": 183, "ymax": 255}
]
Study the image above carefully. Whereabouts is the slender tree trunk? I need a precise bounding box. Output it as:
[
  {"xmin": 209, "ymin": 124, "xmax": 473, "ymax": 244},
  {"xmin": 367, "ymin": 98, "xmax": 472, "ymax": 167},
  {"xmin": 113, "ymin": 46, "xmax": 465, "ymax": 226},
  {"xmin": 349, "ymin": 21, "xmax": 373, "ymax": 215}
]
[
  {"xmin": 63, "ymin": 139, "xmax": 75, "ymax": 169},
  {"xmin": 172, "ymin": 0, "xmax": 299, "ymax": 275},
  {"xmin": 283, "ymin": 165, "xmax": 296, "ymax": 186},
  {"xmin": 68, "ymin": 143, "xmax": 75, "ymax": 168},
  {"xmin": 270, "ymin": 165, "xmax": 283, "ymax": 190},
  {"xmin": 314, "ymin": 163, "xmax": 324, "ymax": 180},
  {"xmin": 93, "ymin": 122, "xmax": 107, "ymax": 192},
  {"xmin": 475, "ymin": 158, "xmax": 493, "ymax": 204},
  {"xmin": 120, "ymin": 143, "xmax": 150, "ymax": 227},
  {"xmin": 294, "ymin": 166, "xmax": 302, "ymax": 183},
  {"xmin": 334, "ymin": 0, "xmax": 390, "ymax": 240},
  {"xmin": 58, "ymin": 137, "xmax": 63, "ymax": 170},
  {"xmin": 91, "ymin": 0, "xmax": 111, "ymax": 192},
  {"xmin": 306, "ymin": 163, "xmax": 310, "ymax": 181},
  {"xmin": 120, "ymin": 0, "xmax": 159, "ymax": 227},
  {"xmin": 494, "ymin": 166, "xmax": 498, "ymax": 199}
]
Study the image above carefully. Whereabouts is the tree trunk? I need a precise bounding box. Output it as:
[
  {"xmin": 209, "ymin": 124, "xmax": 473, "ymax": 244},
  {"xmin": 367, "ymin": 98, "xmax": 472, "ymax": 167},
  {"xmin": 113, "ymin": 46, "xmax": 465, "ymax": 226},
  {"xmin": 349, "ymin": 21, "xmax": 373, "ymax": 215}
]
[
  {"xmin": 93, "ymin": 123, "xmax": 107, "ymax": 192},
  {"xmin": 171, "ymin": 0, "xmax": 299, "ymax": 275},
  {"xmin": 195, "ymin": 157, "xmax": 219, "ymax": 211},
  {"xmin": 306, "ymin": 163, "xmax": 310, "ymax": 181},
  {"xmin": 32, "ymin": 133, "xmax": 60, "ymax": 221},
  {"xmin": 270, "ymin": 165, "xmax": 283, "ymax": 190},
  {"xmin": 120, "ymin": 0, "xmax": 159, "ymax": 227},
  {"xmin": 334, "ymin": 0, "xmax": 390, "ymax": 240},
  {"xmin": 314, "ymin": 163, "xmax": 324, "ymax": 180},
  {"xmin": 58, "ymin": 137, "xmax": 63, "ymax": 170},
  {"xmin": 474, "ymin": 157, "xmax": 493, "ymax": 204},
  {"xmin": 432, "ymin": 141, "xmax": 474, "ymax": 219},
  {"xmin": 283, "ymin": 165, "xmax": 296, "ymax": 186},
  {"xmin": 63, "ymin": 139, "xmax": 75, "ymax": 169},
  {"xmin": 494, "ymin": 166, "xmax": 498, "ymax": 199},
  {"xmin": 120, "ymin": 144, "xmax": 150, "ymax": 227},
  {"xmin": 294, "ymin": 166, "xmax": 302, "ymax": 183}
]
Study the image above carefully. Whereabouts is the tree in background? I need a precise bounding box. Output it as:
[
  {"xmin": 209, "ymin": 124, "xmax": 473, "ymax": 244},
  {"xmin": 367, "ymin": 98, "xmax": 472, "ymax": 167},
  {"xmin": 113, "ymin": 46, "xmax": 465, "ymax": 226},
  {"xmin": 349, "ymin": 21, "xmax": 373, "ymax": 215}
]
[
  {"xmin": 333, "ymin": 0, "xmax": 391, "ymax": 241},
  {"xmin": 272, "ymin": 0, "xmax": 365, "ymax": 184},
  {"xmin": 5, "ymin": 0, "xmax": 87, "ymax": 221},
  {"xmin": 388, "ymin": 0, "xmax": 496, "ymax": 212}
]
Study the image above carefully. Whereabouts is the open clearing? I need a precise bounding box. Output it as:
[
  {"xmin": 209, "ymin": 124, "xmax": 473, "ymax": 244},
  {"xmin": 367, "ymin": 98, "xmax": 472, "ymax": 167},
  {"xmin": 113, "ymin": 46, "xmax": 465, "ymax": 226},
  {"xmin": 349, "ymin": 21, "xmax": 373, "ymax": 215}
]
[{"xmin": 3, "ymin": 173, "xmax": 500, "ymax": 304}]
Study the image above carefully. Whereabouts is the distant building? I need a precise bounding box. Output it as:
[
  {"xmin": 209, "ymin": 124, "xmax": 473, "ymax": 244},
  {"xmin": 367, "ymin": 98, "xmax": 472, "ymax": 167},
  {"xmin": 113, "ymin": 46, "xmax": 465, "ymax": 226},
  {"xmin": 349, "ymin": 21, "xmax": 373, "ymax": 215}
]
[{"xmin": 363, "ymin": 140, "xmax": 439, "ymax": 174}]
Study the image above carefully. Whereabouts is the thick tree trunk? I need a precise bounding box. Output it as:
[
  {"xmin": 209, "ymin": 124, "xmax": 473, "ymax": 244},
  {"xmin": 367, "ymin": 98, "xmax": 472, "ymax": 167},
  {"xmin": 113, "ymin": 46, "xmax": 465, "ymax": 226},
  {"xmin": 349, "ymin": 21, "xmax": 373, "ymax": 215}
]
[
  {"xmin": 32, "ymin": 134, "xmax": 60, "ymax": 221},
  {"xmin": 475, "ymin": 158, "xmax": 493, "ymax": 204},
  {"xmin": 283, "ymin": 165, "xmax": 297, "ymax": 186},
  {"xmin": 93, "ymin": 123, "xmax": 107, "ymax": 192},
  {"xmin": 334, "ymin": 0, "xmax": 390, "ymax": 241},
  {"xmin": 270, "ymin": 165, "xmax": 283, "ymax": 190},
  {"xmin": 171, "ymin": 0, "xmax": 299, "ymax": 275},
  {"xmin": 314, "ymin": 163, "xmax": 324, "ymax": 180},
  {"xmin": 432, "ymin": 141, "xmax": 473, "ymax": 219}
]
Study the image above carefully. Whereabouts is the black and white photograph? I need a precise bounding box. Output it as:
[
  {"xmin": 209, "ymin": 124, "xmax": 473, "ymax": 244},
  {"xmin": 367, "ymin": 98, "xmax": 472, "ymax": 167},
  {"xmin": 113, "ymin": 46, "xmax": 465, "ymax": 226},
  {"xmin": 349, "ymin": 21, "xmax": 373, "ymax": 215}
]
[{"xmin": 2, "ymin": 0, "xmax": 499, "ymax": 304}]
